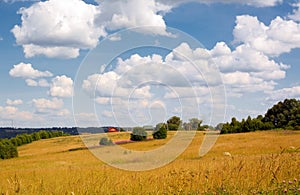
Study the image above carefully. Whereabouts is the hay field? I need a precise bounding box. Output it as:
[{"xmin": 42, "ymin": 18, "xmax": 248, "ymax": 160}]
[{"xmin": 0, "ymin": 131, "xmax": 299, "ymax": 194}]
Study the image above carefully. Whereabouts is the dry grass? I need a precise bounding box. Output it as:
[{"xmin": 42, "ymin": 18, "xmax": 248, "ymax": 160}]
[{"xmin": 0, "ymin": 130, "xmax": 299, "ymax": 194}]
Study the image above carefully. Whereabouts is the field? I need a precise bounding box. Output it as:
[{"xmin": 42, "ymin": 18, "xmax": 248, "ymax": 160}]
[{"xmin": 0, "ymin": 130, "xmax": 300, "ymax": 194}]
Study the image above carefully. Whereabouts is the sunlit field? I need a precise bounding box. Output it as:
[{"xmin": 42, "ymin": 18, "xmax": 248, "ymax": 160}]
[{"xmin": 0, "ymin": 130, "xmax": 299, "ymax": 194}]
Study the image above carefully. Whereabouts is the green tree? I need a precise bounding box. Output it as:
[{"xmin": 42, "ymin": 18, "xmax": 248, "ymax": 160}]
[
  {"xmin": 99, "ymin": 137, "xmax": 114, "ymax": 146},
  {"xmin": 189, "ymin": 118, "xmax": 202, "ymax": 130},
  {"xmin": 130, "ymin": 127, "xmax": 147, "ymax": 141},
  {"xmin": 167, "ymin": 116, "xmax": 182, "ymax": 131},
  {"xmin": 153, "ymin": 123, "xmax": 167, "ymax": 139}
]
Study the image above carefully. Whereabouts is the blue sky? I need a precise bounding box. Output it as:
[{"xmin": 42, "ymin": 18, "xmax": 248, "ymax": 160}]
[{"xmin": 0, "ymin": 0, "xmax": 300, "ymax": 127}]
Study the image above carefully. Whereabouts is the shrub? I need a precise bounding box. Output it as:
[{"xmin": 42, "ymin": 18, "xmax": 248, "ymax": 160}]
[
  {"xmin": 99, "ymin": 137, "xmax": 114, "ymax": 146},
  {"xmin": 153, "ymin": 123, "xmax": 167, "ymax": 139},
  {"xmin": 130, "ymin": 127, "xmax": 147, "ymax": 141},
  {"xmin": 0, "ymin": 139, "xmax": 18, "ymax": 159}
]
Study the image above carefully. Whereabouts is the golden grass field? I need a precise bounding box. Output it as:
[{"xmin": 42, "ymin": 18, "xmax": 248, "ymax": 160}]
[{"xmin": 0, "ymin": 130, "xmax": 300, "ymax": 194}]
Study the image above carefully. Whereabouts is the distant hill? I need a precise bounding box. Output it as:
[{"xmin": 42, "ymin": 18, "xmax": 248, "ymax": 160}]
[{"xmin": 0, "ymin": 126, "xmax": 123, "ymax": 139}]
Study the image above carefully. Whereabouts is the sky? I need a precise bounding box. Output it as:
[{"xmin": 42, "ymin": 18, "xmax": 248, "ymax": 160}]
[{"xmin": 0, "ymin": 0, "xmax": 300, "ymax": 128}]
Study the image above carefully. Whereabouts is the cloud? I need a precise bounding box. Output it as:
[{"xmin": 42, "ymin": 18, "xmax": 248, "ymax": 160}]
[
  {"xmin": 11, "ymin": 0, "xmax": 105, "ymax": 58},
  {"xmin": 102, "ymin": 110, "xmax": 114, "ymax": 118},
  {"xmin": 11, "ymin": 0, "xmax": 283, "ymax": 59},
  {"xmin": 233, "ymin": 15, "xmax": 300, "ymax": 56},
  {"xmin": 74, "ymin": 112, "xmax": 99, "ymax": 127},
  {"xmin": 6, "ymin": 99, "xmax": 23, "ymax": 106},
  {"xmin": 2, "ymin": 0, "xmax": 39, "ymax": 3},
  {"xmin": 288, "ymin": 2, "xmax": 300, "ymax": 22},
  {"xmin": 9, "ymin": 62, "xmax": 53, "ymax": 79},
  {"xmin": 222, "ymin": 71, "xmax": 277, "ymax": 97},
  {"xmin": 25, "ymin": 78, "xmax": 50, "ymax": 87},
  {"xmin": 156, "ymin": 0, "xmax": 282, "ymax": 7},
  {"xmin": 48, "ymin": 75, "xmax": 73, "ymax": 98},
  {"xmin": 95, "ymin": 97, "xmax": 110, "ymax": 104},
  {"xmin": 95, "ymin": 0, "xmax": 171, "ymax": 36},
  {"xmin": 108, "ymin": 34, "xmax": 122, "ymax": 41},
  {"xmin": 32, "ymin": 97, "xmax": 64, "ymax": 113},
  {"xmin": 266, "ymin": 86, "xmax": 300, "ymax": 102},
  {"xmin": 22, "ymin": 45, "xmax": 80, "ymax": 59},
  {"xmin": 0, "ymin": 106, "xmax": 32, "ymax": 120},
  {"xmin": 83, "ymin": 38, "xmax": 290, "ymax": 102},
  {"xmin": 11, "ymin": 0, "xmax": 170, "ymax": 59},
  {"xmin": 57, "ymin": 109, "xmax": 71, "ymax": 117},
  {"xmin": 82, "ymin": 72, "xmax": 119, "ymax": 97}
]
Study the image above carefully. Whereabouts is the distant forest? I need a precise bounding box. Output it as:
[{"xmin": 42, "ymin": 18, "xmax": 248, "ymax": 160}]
[
  {"xmin": 221, "ymin": 99, "xmax": 300, "ymax": 134},
  {"xmin": 0, "ymin": 127, "xmax": 123, "ymax": 139},
  {"xmin": 0, "ymin": 127, "xmax": 78, "ymax": 139}
]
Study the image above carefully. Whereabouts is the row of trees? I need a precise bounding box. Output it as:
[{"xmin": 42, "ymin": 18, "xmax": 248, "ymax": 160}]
[
  {"xmin": 167, "ymin": 116, "xmax": 211, "ymax": 131},
  {"xmin": 129, "ymin": 116, "xmax": 208, "ymax": 141},
  {"xmin": 130, "ymin": 123, "xmax": 168, "ymax": 141},
  {"xmin": 0, "ymin": 130, "xmax": 69, "ymax": 160},
  {"xmin": 221, "ymin": 99, "xmax": 300, "ymax": 134}
]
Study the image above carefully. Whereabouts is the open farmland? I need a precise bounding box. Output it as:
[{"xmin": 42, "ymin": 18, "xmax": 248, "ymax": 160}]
[{"xmin": 0, "ymin": 131, "xmax": 300, "ymax": 194}]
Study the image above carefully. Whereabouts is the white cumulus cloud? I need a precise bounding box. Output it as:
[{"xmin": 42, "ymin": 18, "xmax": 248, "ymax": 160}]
[
  {"xmin": 25, "ymin": 78, "xmax": 50, "ymax": 87},
  {"xmin": 0, "ymin": 106, "xmax": 32, "ymax": 120},
  {"xmin": 49, "ymin": 75, "xmax": 73, "ymax": 98},
  {"xmin": 6, "ymin": 99, "xmax": 23, "ymax": 106},
  {"xmin": 234, "ymin": 15, "xmax": 300, "ymax": 56},
  {"xmin": 266, "ymin": 86, "xmax": 300, "ymax": 102},
  {"xmin": 9, "ymin": 62, "xmax": 53, "ymax": 79},
  {"xmin": 32, "ymin": 97, "xmax": 64, "ymax": 113},
  {"xmin": 11, "ymin": 0, "xmax": 105, "ymax": 58},
  {"xmin": 288, "ymin": 2, "xmax": 300, "ymax": 22},
  {"xmin": 95, "ymin": 0, "xmax": 171, "ymax": 36},
  {"xmin": 11, "ymin": 0, "xmax": 284, "ymax": 59},
  {"xmin": 156, "ymin": 0, "xmax": 282, "ymax": 7}
]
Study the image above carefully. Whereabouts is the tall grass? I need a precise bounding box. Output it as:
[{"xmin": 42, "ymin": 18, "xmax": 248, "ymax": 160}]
[{"xmin": 0, "ymin": 131, "xmax": 299, "ymax": 194}]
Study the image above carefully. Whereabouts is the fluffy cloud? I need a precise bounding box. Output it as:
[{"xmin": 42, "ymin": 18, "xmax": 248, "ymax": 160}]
[
  {"xmin": 9, "ymin": 62, "xmax": 53, "ymax": 79},
  {"xmin": 12, "ymin": 0, "xmax": 105, "ymax": 58},
  {"xmin": 288, "ymin": 2, "xmax": 300, "ymax": 22},
  {"xmin": 156, "ymin": 0, "xmax": 282, "ymax": 7},
  {"xmin": 266, "ymin": 86, "xmax": 300, "ymax": 102},
  {"xmin": 12, "ymin": 0, "xmax": 170, "ymax": 58},
  {"xmin": 23, "ymin": 45, "xmax": 80, "ymax": 59},
  {"xmin": 6, "ymin": 99, "xmax": 23, "ymax": 106},
  {"xmin": 11, "ymin": 0, "xmax": 283, "ymax": 59},
  {"xmin": 212, "ymin": 44, "xmax": 289, "ymax": 80},
  {"xmin": 234, "ymin": 15, "xmax": 300, "ymax": 56},
  {"xmin": 0, "ymin": 106, "xmax": 32, "ymax": 120},
  {"xmin": 48, "ymin": 75, "xmax": 73, "ymax": 98},
  {"xmin": 2, "ymin": 0, "xmax": 39, "ymax": 3},
  {"xmin": 82, "ymin": 72, "xmax": 119, "ymax": 97},
  {"xmin": 25, "ymin": 78, "xmax": 50, "ymax": 87},
  {"xmin": 95, "ymin": 0, "xmax": 171, "ymax": 36},
  {"xmin": 32, "ymin": 97, "xmax": 64, "ymax": 113},
  {"xmin": 84, "ymin": 39, "xmax": 290, "ymax": 101}
]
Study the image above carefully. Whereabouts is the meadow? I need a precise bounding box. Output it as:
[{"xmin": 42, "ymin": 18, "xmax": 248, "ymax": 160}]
[{"xmin": 0, "ymin": 130, "xmax": 299, "ymax": 194}]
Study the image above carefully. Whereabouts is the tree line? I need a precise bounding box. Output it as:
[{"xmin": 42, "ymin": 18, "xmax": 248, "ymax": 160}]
[
  {"xmin": 0, "ymin": 130, "xmax": 69, "ymax": 160},
  {"xmin": 129, "ymin": 116, "xmax": 209, "ymax": 142},
  {"xmin": 0, "ymin": 127, "xmax": 78, "ymax": 139},
  {"xmin": 221, "ymin": 99, "xmax": 300, "ymax": 134}
]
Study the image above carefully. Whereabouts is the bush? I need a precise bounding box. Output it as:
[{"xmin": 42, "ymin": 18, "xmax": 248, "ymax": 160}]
[
  {"xmin": 0, "ymin": 139, "xmax": 18, "ymax": 159},
  {"xmin": 130, "ymin": 127, "xmax": 147, "ymax": 141},
  {"xmin": 99, "ymin": 137, "xmax": 114, "ymax": 146},
  {"xmin": 153, "ymin": 123, "xmax": 167, "ymax": 139}
]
